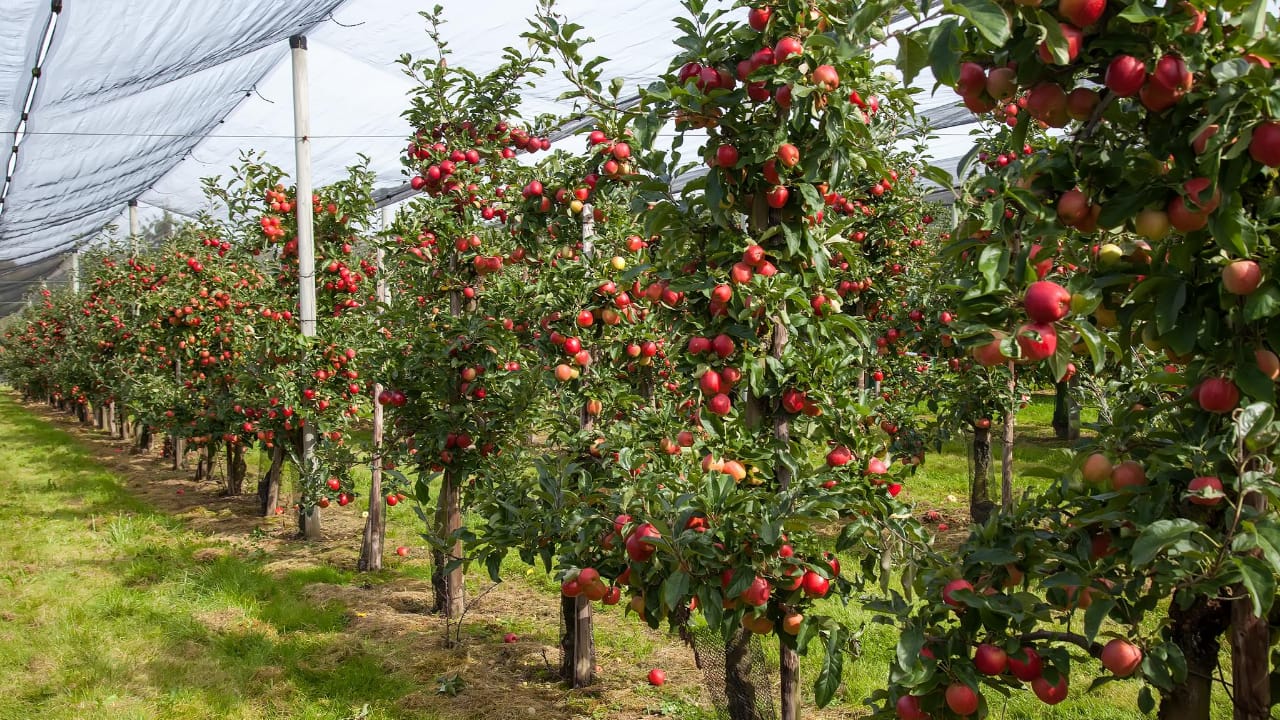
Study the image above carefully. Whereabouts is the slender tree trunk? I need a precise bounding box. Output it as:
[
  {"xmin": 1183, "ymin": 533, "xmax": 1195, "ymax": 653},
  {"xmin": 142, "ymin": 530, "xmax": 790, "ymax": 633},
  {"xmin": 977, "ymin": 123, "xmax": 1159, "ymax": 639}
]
[
  {"xmin": 137, "ymin": 424, "xmax": 152, "ymax": 452},
  {"xmin": 971, "ymin": 426, "xmax": 994, "ymax": 524},
  {"xmin": 559, "ymin": 594, "xmax": 596, "ymax": 687},
  {"xmin": 1000, "ymin": 363, "xmax": 1016, "ymax": 511},
  {"xmin": 432, "ymin": 467, "xmax": 464, "ymax": 618},
  {"xmin": 358, "ymin": 385, "xmax": 387, "ymax": 572},
  {"xmin": 298, "ymin": 426, "xmax": 322, "ymax": 539},
  {"xmin": 259, "ymin": 442, "xmax": 285, "ymax": 516},
  {"xmin": 360, "ymin": 243, "xmax": 391, "ymax": 572},
  {"xmin": 1158, "ymin": 597, "xmax": 1230, "ymax": 720},
  {"xmin": 1232, "ymin": 492, "xmax": 1271, "ymax": 720},
  {"xmin": 1051, "ymin": 380, "xmax": 1080, "ymax": 440},
  {"xmin": 225, "ymin": 442, "xmax": 246, "ymax": 495}
]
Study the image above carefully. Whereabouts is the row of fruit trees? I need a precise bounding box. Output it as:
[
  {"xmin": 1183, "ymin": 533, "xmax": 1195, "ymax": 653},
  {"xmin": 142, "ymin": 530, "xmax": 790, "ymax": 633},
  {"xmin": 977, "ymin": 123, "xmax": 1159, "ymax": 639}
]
[{"xmin": 1, "ymin": 0, "xmax": 1277, "ymax": 718}]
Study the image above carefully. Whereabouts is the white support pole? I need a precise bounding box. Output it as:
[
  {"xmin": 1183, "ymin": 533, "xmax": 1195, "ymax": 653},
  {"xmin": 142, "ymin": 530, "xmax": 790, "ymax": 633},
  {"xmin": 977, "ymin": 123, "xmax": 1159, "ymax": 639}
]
[
  {"xmin": 128, "ymin": 200, "xmax": 140, "ymax": 256},
  {"xmin": 292, "ymin": 36, "xmax": 317, "ymax": 338},
  {"xmin": 291, "ymin": 35, "xmax": 321, "ymax": 539}
]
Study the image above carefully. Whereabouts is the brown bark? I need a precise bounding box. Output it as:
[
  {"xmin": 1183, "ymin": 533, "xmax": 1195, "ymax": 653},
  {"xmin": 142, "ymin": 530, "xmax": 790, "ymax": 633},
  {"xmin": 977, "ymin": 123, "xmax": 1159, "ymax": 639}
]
[
  {"xmin": 225, "ymin": 442, "xmax": 246, "ymax": 495},
  {"xmin": 1232, "ymin": 492, "xmax": 1271, "ymax": 720},
  {"xmin": 1158, "ymin": 598, "xmax": 1230, "ymax": 720},
  {"xmin": 1000, "ymin": 363, "xmax": 1016, "ymax": 511},
  {"xmin": 971, "ymin": 426, "xmax": 994, "ymax": 524},
  {"xmin": 559, "ymin": 594, "xmax": 596, "ymax": 687},
  {"xmin": 358, "ymin": 382, "xmax": 387, "ymax": 573},
  {"xmin": 259, "ymin": 442, "xmax": 285, "ymax": 517},
  {"xmin": 432, "ymin": 467, "xmax": 464, "ymax": 618}
]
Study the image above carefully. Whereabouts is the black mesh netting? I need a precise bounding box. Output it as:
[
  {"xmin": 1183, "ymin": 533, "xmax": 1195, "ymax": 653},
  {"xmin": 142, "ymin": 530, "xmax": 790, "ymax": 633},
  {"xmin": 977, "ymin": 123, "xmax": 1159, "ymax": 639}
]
[{"xmin": 685, "ymin": 624, "xmax": 777, "ymax": 720}]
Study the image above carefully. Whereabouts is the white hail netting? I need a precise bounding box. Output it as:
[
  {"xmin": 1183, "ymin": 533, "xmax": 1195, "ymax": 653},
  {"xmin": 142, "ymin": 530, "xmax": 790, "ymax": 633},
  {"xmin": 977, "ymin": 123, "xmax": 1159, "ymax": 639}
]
[{"xmin": 0, "ymin": 0, "xmax": 978, "ymax": 276}]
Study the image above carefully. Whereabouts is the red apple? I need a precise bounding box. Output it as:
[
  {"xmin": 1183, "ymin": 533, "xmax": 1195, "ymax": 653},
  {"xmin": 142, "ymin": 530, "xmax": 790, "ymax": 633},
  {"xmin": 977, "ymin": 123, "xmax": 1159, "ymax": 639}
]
[
  {"xmin": 1105, "ymin": 55, "xmax": 1147, "ymax": 97},
  {"xmin": 1152, "ymin": 54, "xmax": 1192, "ymax": 92},
  {"xmin": 974, "ymin": 643, "xmax": 1009, "ymax": 675},
  {"xmin": 747, "ymin": 6, "xmax": 771, "ymax": 30},
  {"xmin": 942, "ymin": 578, "xmax": 973, "ymax": 608},
  {"xmin": 1250, "ymin": 121, "xmax": 1280, "ymax": 167},
  {"xmin": 715, "ymin": 144, "xmax": 740, "ymax": 168},
  {"xmin": 1188, "ymin": 476, "xmax": 1224, "ymax": 506},
  {"xmin": 1101, "ymin": 638, "xmax": 1143, "ymax": 677},
  {"xmin": 1032, "ymin": 675, "xmax": 1068, "ymax": 704},
  {"xmin": 1065, "ymin": 87, "xmax": 1099, "ymax": 121},
  {"xmin": 945, "ymin": 683, "xmax": 980, "ymax": 716},
  {"xmin": 1024, "ymin": 281, "xmax": 1071, "ymax": 323},
  {"xmin": 647, "ymin": 668, "xmax": 666, "ymax": 686},
  {"xmin": 1016, "ymin": 321, "xmax": 1058, "ymax": 361},
  {"xmin": 1059, "ymin": 0, "xmax": 1106, "ymax": 26},
  {"xmin": 1008, "ymin": 646, "xmax": 1044, "ymax": 681},
  {"xmin": 1222, "ymin": 260, "xmax": 1262, "ymax": 295},
  {"xmin": 956, "ymin": 62, "xmax": 987, "ymax": 97},
  {"xmin": 895, "ymin": 695, "xmax": 930, "ymax": 720},
  {"xmin": 1038, "ymin": 23, "xmax": 1083, "ymax": 65},
  {"xmin": 1197, "ymin": 377, "xmax": 1240, "ymax": 413},
  {"xmin": 1111, "ymin": 460, "xmax": 1147, "ymax": 491}
]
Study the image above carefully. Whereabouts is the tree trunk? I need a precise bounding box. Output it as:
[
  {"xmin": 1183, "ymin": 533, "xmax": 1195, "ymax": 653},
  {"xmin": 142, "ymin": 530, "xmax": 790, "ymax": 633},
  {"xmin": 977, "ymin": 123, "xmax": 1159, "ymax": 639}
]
[
  {"xmin": 725, "ymin": 629, "xmax": 767, "ymax": 720},
  {"xmin": 559, "ymin": 392, "xmax": 597, "ymax": 686},
  {"xmin": 1158, "ymin": 597, "xmax": 1230, "ymax": 720},
  {"xmin": 137, "ymin": 424, "xmax": 152, "ymax": 452},
  {"xmin": 1000, "ymin": 363, "xmax": 1016, "ymax": 511},
  {"xmin": 259, "ymin": 442, "xmax": 285, "ymax": 517},
  {"xmin": 1051, "ymin": 380, "xmax": 1080, "ymax": 440},
  {"xmin": 971, "ymin": 426, "xmax": 994, "ymax": 524},
  {"xmin": 172, "ymin": 434, "xmax": 186, "ymax": 470},
  {"xmin": 298, "ymin": 427, "xmax": 322, "ymax": 540},
  {"xmin": 225, "ymin": 442, "xmax": 246, "ymax": 495},
  {"xmin": 1232, "ymin": 492, "xmax": 1270, "ymax": 720},
  {"xmin": 432, "ymin": 467, "xmax": 464, "ymax": 618},
  {"xmin": 358, "ymin": 383, "xmax": 387, "ymax": 572},
  {"xmin": 559, "ymin": 594, "xmax": 595, "ymax": 687}
]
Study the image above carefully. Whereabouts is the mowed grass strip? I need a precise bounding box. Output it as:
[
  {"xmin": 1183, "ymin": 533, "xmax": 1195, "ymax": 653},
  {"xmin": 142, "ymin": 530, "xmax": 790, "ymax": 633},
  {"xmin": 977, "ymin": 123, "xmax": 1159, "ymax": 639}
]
[{"xmin": 0, "ymin": 394, "xmax": 422, "ymax": 720}]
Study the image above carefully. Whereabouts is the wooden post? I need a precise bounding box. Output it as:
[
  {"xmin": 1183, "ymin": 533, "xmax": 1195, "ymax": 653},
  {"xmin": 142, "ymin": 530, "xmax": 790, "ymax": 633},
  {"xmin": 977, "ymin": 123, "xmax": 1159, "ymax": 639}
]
[
  {"xmin": 291, "ymin": 34, "xmax": 321, "ymax": 540},
  {"xmin": 359, "ymin": 209, "xmax": 392, "ymax": 572}
]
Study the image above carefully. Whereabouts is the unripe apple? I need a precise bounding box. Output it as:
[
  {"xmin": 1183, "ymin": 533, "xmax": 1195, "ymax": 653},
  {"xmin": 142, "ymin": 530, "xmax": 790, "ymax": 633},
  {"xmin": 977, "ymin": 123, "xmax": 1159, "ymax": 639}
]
[
  {"xmin": 1081, "ymin": 452, "xmax": 1113, "ymax": 485},
  {"xmin": 1134, "ymin": 208, "xmax": 1171, "ymax": 240}
]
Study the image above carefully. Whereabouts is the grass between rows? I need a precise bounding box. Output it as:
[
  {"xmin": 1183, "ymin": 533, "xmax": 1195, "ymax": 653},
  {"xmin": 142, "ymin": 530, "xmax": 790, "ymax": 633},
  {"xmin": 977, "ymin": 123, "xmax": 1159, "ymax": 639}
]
[{"xmin": 0, "ymin": 393, "xmax": 1227, "ymax": 719}]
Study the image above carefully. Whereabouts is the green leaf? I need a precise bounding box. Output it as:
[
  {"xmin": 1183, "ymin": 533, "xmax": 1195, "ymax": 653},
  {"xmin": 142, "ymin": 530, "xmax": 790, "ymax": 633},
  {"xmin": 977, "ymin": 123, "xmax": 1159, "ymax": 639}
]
[
  {"xmin": 1131, "ymin": 519, "xmax": 1200, "ymax": 567},
  {"xmin": 1210, "ymin": 207, "xmax": 1258, "ymax": 258},
  {"xmin": 947, "ymin": 0, "xmax": 1011, "ymax": 44},
  {"xmin": 1236, "ymin": 402, "xmax": 1276, "ymax": 442},
  {"xmin": 1252, "ymin": 523, "xmax": 1280, "ymax": 575},
  {"xmin": 921, "ymin": 164, "xmax": 954, "ymax": 193},
  {"xmin": 814, "ymin": 626, "xmax": 847, "ymax": 708},
  {"xmin": 1138, "ymin": 687, "xmax": 1156, "ymax": 714},
  {"xmin": 1116, "ymin": 3, "xmax": 1161, "ymax": 22},
  {"xmin": 1245, "ymin": 285, "xmax": 1280, "ymax": 322},
  {"xmin": 1070, "ymin": 319, "xmax": 1110, "ymax": 372},
  {"xmin": 1240, "ymin": 0, "xmax": 1268, "ymax": 40},
  {"xmin": 928, "ymin": 20, "xmax": 964, "ymax": 88},
  {"xmin": 896, "ymin": 625, "xmax": 925, "ymax": 670},
  {"xmin": 1156, "ymin": 281, "xmax": 1187, "ymax": 335},
  {"xmin": 977, "ymin": 245, "xmax": 1006, "ymax": 292},
  {"xmin": 663, "ymin": 570, "xmax": 690, "ymax": 613},
  {"xmin": 1084, "ymin": 597, "xmax": 1115, "ymax": 643},
  {"xmin": 1235, "ymin": 555, "xmax": 1276, "ymax": 617},
  {"xmin": 896, "ymin": 32, "xmax": 930, "ymax": 86},
  {"xmin": 1032, "ymin": 11, "xmax": 1070, "ymax": 64}
]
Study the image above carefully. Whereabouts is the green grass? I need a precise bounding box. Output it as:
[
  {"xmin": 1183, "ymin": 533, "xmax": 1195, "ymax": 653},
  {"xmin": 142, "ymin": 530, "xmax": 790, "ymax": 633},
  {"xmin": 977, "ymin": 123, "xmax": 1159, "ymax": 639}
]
[
  {"xmin": 0, "ymin": 394, "xmax": 424, "ymax": 720},
  {"xmin": 0, "ymin": 393, "xmax": 1236, "ymax": 719}
]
